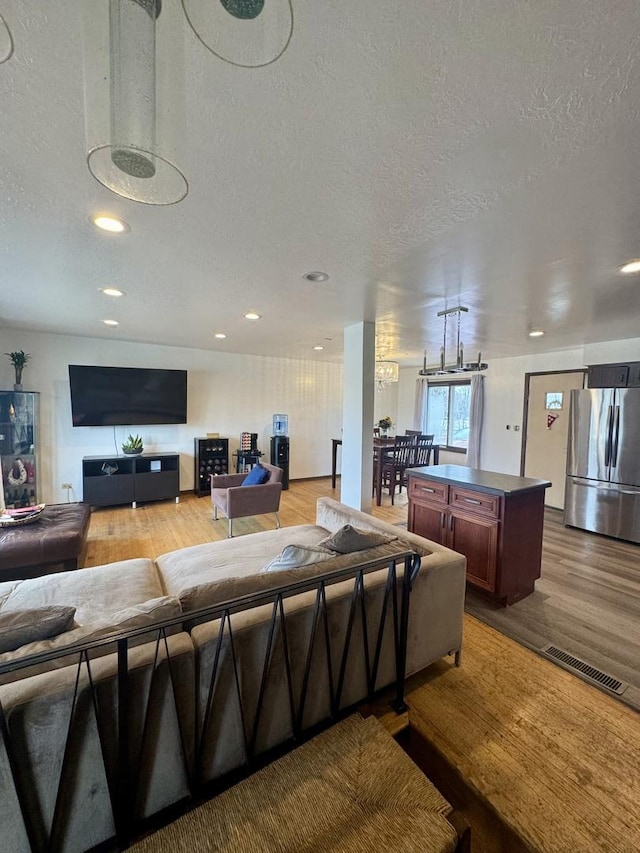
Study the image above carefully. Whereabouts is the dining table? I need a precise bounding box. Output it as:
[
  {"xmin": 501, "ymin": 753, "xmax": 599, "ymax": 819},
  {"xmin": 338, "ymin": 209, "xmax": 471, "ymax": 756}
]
[{"xmin": 331, "ymin": 436, "xmax": 440, "ymax": 506}]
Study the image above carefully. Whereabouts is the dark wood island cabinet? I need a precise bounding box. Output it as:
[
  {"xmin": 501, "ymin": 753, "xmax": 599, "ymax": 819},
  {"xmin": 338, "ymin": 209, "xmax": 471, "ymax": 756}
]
[{"xmin": 407, "ymin": 465, "xmax": 550, "ymax": 605}]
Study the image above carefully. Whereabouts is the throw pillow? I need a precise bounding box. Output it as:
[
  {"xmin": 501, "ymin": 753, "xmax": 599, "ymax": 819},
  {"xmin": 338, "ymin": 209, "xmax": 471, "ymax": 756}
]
[
  {"xmin": 261, "ymin": 544, "xmax": 335, "ymax": 573},
  {"xmin": 242, "ymin": 464, "xmax": 270, "ymax": 486},
  {"xmin": 318, "ymin": 524, "xmax": 396, "ymax": 554},
  {"xmin": 0, "ymin": 606, "xmax": 76, "ymax": 654}
]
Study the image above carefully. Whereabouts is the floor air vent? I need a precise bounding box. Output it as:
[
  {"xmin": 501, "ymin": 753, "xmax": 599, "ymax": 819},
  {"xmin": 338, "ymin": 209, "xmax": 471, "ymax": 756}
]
[{"xmin": 541, "ymin": 645, "xmax": 627, "ymax": 695}]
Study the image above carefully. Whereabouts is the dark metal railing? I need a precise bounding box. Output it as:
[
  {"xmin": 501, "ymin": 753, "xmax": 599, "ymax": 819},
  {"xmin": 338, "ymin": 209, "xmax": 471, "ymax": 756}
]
[{"xmin": 0, "ymin": 549, "xmax": 421, "ymax": 852}]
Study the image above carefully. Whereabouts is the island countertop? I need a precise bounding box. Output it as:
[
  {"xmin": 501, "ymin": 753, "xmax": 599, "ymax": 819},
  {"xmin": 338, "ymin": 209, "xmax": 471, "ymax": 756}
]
[{"xmin": 407, "ymin": 464, "xmax": 551, "ymax": 496}]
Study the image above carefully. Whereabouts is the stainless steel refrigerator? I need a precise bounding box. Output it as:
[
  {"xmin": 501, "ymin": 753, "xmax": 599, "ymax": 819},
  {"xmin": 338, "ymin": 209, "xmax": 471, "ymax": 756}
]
[{"xmin": 564, "ymin": 388, "xmax": 640, "ymax": 543}]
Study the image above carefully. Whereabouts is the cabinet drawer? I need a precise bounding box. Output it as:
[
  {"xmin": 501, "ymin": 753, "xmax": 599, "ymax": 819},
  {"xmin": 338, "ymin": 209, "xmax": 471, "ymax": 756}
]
[
  {"xmin": 408, "ymin": 477, "xmax": 448, "ymax": 504},
  {"xmin": 450, "ymin": 486, "xmax": 500, "ymax": 518}
]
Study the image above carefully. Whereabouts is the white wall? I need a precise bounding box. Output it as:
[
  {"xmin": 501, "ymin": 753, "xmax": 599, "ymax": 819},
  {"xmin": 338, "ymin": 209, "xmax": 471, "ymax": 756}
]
[
  {"xmin": 395, "ymin": 338, "xmax": 640, "ymax": 475},
  {"xmin": 373, "ymin": 381, "xmax": 399, "ymax": 430},
  {"xmin": 1, "ymin": 329, "xmax": 343, "ymax": 504},
  {"xmin": 5, "ymin": 327, "xmax": 638, "ymax": 503}
]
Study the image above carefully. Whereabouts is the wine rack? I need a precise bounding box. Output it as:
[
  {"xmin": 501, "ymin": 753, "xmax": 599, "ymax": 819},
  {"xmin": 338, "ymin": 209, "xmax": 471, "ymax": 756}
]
[{"xmin": 194, "ymin": 437, "xmax": 229, "ymax": 496}]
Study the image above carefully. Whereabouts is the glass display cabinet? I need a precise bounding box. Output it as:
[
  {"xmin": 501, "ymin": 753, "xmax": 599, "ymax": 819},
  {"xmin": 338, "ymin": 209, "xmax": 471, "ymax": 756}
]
[{"xmin": 0, "ymin": 390, "xmax": 39, "ymax": 508}]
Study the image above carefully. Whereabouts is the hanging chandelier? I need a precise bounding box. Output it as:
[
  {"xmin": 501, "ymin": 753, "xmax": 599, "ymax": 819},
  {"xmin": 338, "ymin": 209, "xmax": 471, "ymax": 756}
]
[
  {"xmin": 418, "ymin": 306, "xmax": 488, "ymax": 376},
  {"xmin": 375, "ymin": 360, "xmax": 399, "ymax": 390}
]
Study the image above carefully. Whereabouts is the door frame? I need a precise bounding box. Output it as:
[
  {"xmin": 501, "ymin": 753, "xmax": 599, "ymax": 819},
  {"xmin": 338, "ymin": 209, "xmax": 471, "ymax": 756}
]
[{"xmin": 520, "ymin": 369, "xmax": 586, "ymax": 477}]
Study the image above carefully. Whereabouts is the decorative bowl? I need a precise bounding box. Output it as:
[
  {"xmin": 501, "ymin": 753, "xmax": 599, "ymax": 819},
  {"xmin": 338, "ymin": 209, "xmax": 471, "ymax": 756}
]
[{"xmin": 0, "ymin": 504, "xmax": 46, "ymax": 527}]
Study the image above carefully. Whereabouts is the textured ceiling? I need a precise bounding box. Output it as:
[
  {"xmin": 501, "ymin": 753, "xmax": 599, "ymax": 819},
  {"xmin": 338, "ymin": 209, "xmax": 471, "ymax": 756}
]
[{"xmin": 1, "ymin": 0, "xmax": 640, "ymax": 366}]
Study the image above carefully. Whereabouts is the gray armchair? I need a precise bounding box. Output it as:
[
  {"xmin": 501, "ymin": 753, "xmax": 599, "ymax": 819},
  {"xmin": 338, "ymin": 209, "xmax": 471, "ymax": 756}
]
[{"xmin": 211, "ymin": 462, "xmax": 283, "ymax": 538}]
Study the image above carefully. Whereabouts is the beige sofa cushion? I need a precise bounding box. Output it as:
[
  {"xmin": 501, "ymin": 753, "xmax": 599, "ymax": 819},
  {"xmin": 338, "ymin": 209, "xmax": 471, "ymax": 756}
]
[
  {"xmin": 316, "ymin": 498, "xmax": 466, "ymax": 678},
  {"xmin": 0, "ymin": 558, "xmax": 180, "ymax": 684},
  {"xmin": 156, "ymin": 524, "xmax": 330, "ymax": 598},
  {"xmin": 1, "ymin": 631, "xmax": 196, "ymax": 849},
  {"xmin": 176, "ymin": 541, "xmax": 413, "ymax": 615},
  {"xmin": 0, "ymin": 606, "xmax": 77, "ymax": 653},
  {"xmin": 0, "ymin": 558, "xmax": 164, "ymax": 622},
  {"xmin": 0, "ymin": 595, "xmax": 182, "ymax": 684}
]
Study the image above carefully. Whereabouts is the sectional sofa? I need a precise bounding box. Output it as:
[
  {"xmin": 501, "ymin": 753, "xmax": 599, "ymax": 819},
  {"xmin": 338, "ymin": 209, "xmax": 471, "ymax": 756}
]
[{"xmin": 0, "ymin": 497, "xmax": 466, "ymax": 853}]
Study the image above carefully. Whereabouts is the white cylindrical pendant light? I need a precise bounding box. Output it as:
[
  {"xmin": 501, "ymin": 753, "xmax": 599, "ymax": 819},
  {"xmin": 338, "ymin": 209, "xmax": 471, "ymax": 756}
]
[
  {"xmin": 110, "ymin": 0, "xmax": 158, "ymax": 180},
  {"xmin": 87, "ymin": 0, "xmax": 188, "ymax": 205},
  {"xmin": 181, "ymin": 0, "xmax": 293, "ymax": 67},
  {"xmin": 0, "ymin": 13, "xmax": 14, "ymax": 64}
]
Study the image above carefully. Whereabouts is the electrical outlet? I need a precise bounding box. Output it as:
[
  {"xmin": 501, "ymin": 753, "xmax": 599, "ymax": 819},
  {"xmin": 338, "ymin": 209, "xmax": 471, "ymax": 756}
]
[{"xmin": 61, "ymin": 483, "xmax": 72, "ymax": 490}]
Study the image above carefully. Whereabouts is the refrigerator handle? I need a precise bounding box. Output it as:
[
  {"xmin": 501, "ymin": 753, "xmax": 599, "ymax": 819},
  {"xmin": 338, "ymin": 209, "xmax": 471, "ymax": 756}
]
[
  {"xmin": 612, "ymin": 405, "xmax": 620, "ymax": 467},
  {"xmin": 604, "ymin": 405, "xmax": 613, "ymax": 467}
]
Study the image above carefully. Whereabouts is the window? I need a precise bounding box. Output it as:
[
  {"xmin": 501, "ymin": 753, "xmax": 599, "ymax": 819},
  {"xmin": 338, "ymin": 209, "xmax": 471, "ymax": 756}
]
[{"xmin": 424, "ymin": 381, "xmax": 470, "ymax": 451}]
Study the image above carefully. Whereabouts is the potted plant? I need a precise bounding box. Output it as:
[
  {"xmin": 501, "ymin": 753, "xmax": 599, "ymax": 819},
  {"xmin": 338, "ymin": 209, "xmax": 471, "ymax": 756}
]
[
  {"xmin": 378, "ymin": 416, "xmax": 393, "ymax": 436},
  {"xmin": 121, "ymin": 434, "xmax": 144, "ymax": 456},
  {"xmin": 5, "ymin": 350, "xmax": 30, "ymax": 391}
]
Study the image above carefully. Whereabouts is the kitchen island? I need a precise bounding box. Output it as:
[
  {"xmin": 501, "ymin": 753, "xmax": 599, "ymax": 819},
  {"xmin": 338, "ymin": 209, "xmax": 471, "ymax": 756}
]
[{"xmin": 407, "ymin": 465, "xmax": 551, "ymax": 605}]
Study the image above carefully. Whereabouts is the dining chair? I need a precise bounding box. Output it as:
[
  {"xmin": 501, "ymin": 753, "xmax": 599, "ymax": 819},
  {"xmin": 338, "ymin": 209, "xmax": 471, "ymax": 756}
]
[
  {"xmin": 377, "ymin": 434, "xmax": 416, "ymax": 505},
  {"xmin": 412, "ymin": 434, "xmax": 435, "ymax": 467},
  {"xmin": 404, "ymin": 429, "xmax": 421, "ymax": 436},
  {"xmin": 401, "ymin": 434, "xmax": 435, "ymax": 493}
]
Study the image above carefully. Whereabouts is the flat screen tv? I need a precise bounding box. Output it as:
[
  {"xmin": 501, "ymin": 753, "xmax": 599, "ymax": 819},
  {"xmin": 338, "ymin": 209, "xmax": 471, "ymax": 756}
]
[{"xmin": 69, "ymin": 365, "xmax": 187, "ymax": 427}]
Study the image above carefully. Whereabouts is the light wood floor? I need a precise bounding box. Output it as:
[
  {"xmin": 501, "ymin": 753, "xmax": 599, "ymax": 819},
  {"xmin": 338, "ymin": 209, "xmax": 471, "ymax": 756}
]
[
  {"xmin": 83, "ymin": 480, "xmax": 640, "ymax": 853},
  {"xmin": 465, "ymin": 507, "xmax": 640, "ymax": 711}
]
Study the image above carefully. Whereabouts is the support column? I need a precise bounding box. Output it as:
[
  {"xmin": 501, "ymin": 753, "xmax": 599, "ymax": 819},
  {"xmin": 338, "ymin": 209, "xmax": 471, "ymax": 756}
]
[{"xmin": 341, "ymin": 321, "xmax": 375, "ymax": 511}]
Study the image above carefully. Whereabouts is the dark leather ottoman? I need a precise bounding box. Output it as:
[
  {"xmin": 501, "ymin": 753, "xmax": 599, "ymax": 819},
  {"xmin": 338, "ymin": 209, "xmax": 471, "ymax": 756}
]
[{"xmin": 0, "ymin": 502, "xmax": 91, "ymax": 581}]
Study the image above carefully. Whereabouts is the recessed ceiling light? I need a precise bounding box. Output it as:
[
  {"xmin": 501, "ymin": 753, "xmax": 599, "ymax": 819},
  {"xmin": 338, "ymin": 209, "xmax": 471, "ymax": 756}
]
[
  {"xmin": 529, "ymin": 329, "xmax": 545, "ymax": 337},
  {"xmin": 303, "ymin": 271, "xmax": 329, "ymax": 282},
  {"xmin": 313, "ymin": 345, "xmax": 324, "ymax": 351},
  {"xmin": 244, "ymin": 312, "xmax": 261, "ymax": 320},
  {"xmin": 103, "ymin": 319, "xmax": 119, "ymax": 326},
  {"xmin": 214, "ymin": 332, "xmax": 227, "ymax": 339},
  {"xmin": 619, "ymin": 259, "xmax": 640, "ymax": 274},
  {"xmin": 100, "ymin": 287, "xmax": 125, "ymax": 297},
  {"xmin": 90, "ymin": 214, "xmax": 130, "ymax": 234}
]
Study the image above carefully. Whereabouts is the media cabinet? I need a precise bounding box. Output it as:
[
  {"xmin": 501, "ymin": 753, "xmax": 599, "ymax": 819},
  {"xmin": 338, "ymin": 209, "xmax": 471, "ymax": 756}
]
[{"xmin": 82, "ymin": 453, "xmax": 180, "ymax": 508}]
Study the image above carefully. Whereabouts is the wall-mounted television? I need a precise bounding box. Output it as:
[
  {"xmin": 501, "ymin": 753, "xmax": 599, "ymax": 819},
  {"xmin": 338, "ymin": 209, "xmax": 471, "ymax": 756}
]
[{"xmin": 69, "ymin": 365, "xmax": 187, "ymax": 427}]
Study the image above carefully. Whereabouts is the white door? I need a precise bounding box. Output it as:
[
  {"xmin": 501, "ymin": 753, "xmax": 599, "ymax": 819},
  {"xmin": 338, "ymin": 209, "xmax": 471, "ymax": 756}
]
[{"xmin": 523, "ymin": 371, "xmax": 585, "ymax": 509}]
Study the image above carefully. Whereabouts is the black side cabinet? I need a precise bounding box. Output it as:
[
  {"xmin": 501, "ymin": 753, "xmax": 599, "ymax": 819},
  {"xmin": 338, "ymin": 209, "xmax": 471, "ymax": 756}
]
[
  {"xmin": 83, "ymin": 453, "xmax": 180, "ymax": 508},
  {"xmin": 194, "ymin": 437, "xmax": 229, "ymax": 496}
]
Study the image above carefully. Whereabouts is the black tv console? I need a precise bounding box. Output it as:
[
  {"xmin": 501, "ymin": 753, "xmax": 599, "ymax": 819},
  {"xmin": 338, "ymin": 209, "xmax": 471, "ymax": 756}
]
[{"xmin": 82, "ymin": 453, "xmax": 180, "ymax": 508}]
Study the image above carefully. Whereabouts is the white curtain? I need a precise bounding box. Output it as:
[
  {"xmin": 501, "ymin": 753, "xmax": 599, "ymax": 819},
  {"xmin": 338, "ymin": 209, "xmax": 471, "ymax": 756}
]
[
  {"xmin": 467, "ymin": 374, "xmax": 484, "ymax": 469},
  {"xmin": 414, "ymin": 377, "xmax": 429, "ymax": 432}
]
